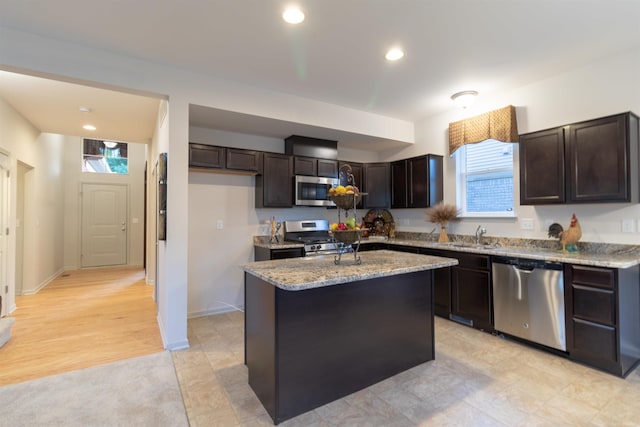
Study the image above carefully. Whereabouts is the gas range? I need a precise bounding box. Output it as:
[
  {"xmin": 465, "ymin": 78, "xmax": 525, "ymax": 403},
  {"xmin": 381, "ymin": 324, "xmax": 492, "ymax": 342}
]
[{"xmin": 283, "ymin": 219, "xmax": 341, "ymax": 256}]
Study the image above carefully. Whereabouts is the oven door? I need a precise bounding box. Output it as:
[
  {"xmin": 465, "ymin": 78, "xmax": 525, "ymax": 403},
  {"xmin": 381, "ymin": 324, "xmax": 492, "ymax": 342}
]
[{"xmin": 295, "ymin": 175, "xmax": 338, "ymax": 206}]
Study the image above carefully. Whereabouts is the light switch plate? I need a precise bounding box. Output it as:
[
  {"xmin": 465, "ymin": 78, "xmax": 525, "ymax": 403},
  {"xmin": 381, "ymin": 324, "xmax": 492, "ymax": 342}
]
[
  {"xmin": 521, "ymin": 218, "xmax": 534, "ymax": 230},
  {"xmin": 216, "ymin": 220, "xmax": 224, "ymax": 229},
  {"xmin": 622, "ymin": 219, "xmax": 634, "ymax": 233}
]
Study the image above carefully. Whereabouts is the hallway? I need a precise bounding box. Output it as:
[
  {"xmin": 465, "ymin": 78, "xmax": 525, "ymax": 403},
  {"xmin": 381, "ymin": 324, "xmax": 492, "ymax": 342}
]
[{"xmin": 0, "ymin": 266, "xmax": 163, "ymax": 386}]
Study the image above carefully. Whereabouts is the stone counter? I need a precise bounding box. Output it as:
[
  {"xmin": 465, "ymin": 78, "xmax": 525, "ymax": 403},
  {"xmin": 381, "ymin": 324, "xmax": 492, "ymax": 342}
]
[{"xmin": 241, "ymin": 249, "xmax": 458, "ymax": 291}]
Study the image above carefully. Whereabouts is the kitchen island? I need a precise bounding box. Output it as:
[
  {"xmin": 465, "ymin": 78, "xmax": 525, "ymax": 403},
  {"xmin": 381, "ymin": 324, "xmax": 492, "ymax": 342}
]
[{"xmin": 241, "ymin": 250, "xmax": 458, "ymax": 424}]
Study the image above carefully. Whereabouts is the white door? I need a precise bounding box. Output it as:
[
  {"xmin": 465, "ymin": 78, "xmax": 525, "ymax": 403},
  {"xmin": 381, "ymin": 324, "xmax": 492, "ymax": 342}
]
[
  {"xmin": 81, "ymin": 183, "xmax": 128, "ymax": 267},
  {"xmin": 0, "ymin": 152, "xmax": 8, "ymax": 316}
]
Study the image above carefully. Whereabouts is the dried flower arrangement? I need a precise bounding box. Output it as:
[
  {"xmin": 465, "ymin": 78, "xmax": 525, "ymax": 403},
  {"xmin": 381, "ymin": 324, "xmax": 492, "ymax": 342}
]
[{"xmin": 426, "ymin": 203, "xmax": 460, "ymax": 243}]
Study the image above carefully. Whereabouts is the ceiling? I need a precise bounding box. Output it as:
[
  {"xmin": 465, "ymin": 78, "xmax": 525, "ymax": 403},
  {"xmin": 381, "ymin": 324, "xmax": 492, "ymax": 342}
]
[{"xmin": 1, "ymin": 0, "xmax": 639, "ymax": 149}]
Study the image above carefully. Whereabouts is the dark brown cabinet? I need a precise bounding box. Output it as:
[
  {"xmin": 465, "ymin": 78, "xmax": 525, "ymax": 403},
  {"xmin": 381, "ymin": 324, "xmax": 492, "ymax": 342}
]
[
  {"xmin": 519, "ymin": 128, "xmax": 565, "ymax": 204},
  {"xmin": 520, "ymin": 112, "xmax": 639, "ymax": 205},
  {"xmin": 419, "ymin": 248, "xmax": 452, "ymax": 318},
  {"xmin": 189, "ymin": 143, "xmax": 225, "ymax": 169},
  {"xmin": 391, "ymin": 155, "xmax": 443, "ymax": 208},
  {"xmin": 565, "ymin": 264, "xmax": 640, "ymax": 377},
  {"xmin": 189, "ymin": 143, "xmax": 261, "ymax": 173},
  {"xmin": 226, "ymin": 148, "xmax": 261, "ymax": 172},
  {"xmin": 293, "ymin": 156, "xmax": 338, "ymax": 178},
  {"xmin": 255, "ymin": 153, "xmax": 293, "ymax": 208},
  {"xmin": 450, "ymin": 252, "xmax": 493, "ymax": 331},
  {"xmin": 363, "ymin": 162, "xmax": 390, "ymax": 208}
]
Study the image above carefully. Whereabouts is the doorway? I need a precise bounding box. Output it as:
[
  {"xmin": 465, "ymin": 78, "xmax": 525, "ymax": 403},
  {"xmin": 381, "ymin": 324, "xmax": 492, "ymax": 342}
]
[
  {"xmin": 0, "ymin": 152, "xmax": 8, "ymax": 315},
  {"xmin": 81, "ymin": 183, "xmax": 128, "ymax": 267}
]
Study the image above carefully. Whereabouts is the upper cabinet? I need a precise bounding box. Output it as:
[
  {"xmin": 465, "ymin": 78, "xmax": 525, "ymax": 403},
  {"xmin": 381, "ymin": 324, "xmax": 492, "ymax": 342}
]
[
  {"xmin": 189, "ymin": 143, "xmax": 262, "ymax": 174},
  {"xmin": 255, "ymin": 152, "xmax": 293, "ymax": 208},
  {"xmin": 363, "ymin": 162, "xmax": 390, "ymax": 208},
  {"xmin": 391, "ymin": 155, "xmax": 443, "ymax": 208},
  {"xmin": 285, "ymin": 135, "xmax": 339, "ymax": 178},
  {"xmin": 520, "ymin": 112, "xmax": 639, "ymax": 205},
  {"xmin": 293, "ymin": 156, "xmax": 338, "ymax": 178}
]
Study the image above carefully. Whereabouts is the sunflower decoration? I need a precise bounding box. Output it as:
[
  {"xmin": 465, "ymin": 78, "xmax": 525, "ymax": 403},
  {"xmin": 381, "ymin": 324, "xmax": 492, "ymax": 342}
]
[{"xmin": 426, "ymin": 203, "xmax": 460, "ymax": 243}]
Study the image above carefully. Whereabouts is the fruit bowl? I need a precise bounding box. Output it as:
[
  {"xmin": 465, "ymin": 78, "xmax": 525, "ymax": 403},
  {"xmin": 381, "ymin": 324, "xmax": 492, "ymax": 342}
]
[
  {"xmin": 329, "ymin": 229, "xmax": 363, "ymax": 245},
  {"xmin": 329, "ymin": 193, "xmax": 364, "ymax": 210}
]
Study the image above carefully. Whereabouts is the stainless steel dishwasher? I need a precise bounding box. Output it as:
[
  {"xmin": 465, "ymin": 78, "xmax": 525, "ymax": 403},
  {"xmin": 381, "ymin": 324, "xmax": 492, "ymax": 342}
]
[{"xmin": 492, "ymin": 256, "xmax": 566, "ymax": 351}]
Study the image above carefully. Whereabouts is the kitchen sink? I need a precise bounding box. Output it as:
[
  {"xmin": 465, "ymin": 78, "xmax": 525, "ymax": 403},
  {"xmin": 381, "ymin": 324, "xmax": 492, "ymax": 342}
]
[{"xmin": 440, "ymin": 242, "xmax": 499, "ymax": 250}]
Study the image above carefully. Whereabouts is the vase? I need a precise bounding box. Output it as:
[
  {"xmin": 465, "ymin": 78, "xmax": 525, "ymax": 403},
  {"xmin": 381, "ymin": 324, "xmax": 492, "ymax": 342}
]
[{"xmin": 438, "ymin": 224, "xmax": 449, "ymax": 243}]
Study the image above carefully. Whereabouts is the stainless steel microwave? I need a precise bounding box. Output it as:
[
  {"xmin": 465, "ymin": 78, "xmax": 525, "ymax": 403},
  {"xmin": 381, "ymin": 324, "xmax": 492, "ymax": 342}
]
[{"xmin": 294, "ymin": 175, "xmax": 339, "ymax": 206}]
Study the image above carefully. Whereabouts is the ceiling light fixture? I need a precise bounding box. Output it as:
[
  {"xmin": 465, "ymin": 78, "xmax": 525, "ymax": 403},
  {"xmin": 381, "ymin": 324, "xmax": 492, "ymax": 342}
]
[
  {"xmin": 282, "ymin": 7, "xmax": 305, "ymax": 24},
  {"xmin": 103, "ymin": 141, "xmax": 118, "ymax": 148},
  {"xmin": 83, "ymin": 124, "xmax": 96, "ymax": 131},
  {"xmin": 451, "ymin": 90, "xmax": 478, "ymax": 109},
  {"xmin": 385, "ymin": 48, "xmax": 404, "ymax": 61},
  {"xmin": 79, "ymin": 106, "xmax": 92, "ymax": 113}
]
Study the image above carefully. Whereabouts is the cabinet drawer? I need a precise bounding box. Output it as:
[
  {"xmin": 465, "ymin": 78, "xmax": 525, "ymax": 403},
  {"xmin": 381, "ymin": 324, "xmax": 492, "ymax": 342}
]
[
  {"xmin": 572, "ymin": 284, "xmax": 616, "ymax": 325},
  {"xmin": 571, "ymin": 318, "xmax": 617, "ymax": 363},
  {"xmin": 569, "ymin": 265, "xmax": 615, "ymax": 289},
  {"xmin": 456, "ymin": 252, "xmax": 490, "ymax": 270}
]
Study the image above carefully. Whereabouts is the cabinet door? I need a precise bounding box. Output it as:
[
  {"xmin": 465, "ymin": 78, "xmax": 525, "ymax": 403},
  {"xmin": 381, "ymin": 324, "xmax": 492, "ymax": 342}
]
[
  {"xmin": 567, "ymin": 114, "xmax": 630, "ymax": 202},
  {"xmin": 363, "ymin": 163, "xmax": 390, "ymax": 208},
  {"xmin": 189, "ymin": 143, "xmax": 225, "ymax": 169},
  {"xmin": 317, "ymin": 159, "xmax": 338, "ymax": 178},
  {"xmin": 519, "ymin": 128, "xmax": 565, "ymax": 204},
  {"xmin": 390, "ymin": 160, "xmax": 407, "ymax": 208},
  {"xmin": 226, "ymin": 148, "xmax": 261, "ymax": 172},
  {"xmin": 293, "ymin": 156, "xmax": 316, "ymax": 176},
  {"xmin": 420, "ymin": 248, "xmax": 452, "ymax": 318},
  {"xmin": 408, "ymin": 155, "xmax": 443, "ymax": 208},
  {"xmin": 256, "ymin": 153, "xmax": 293, "ymax": 208},
  {"xmin": 451, "ymin": 267, "xmax": 492, "ymax": 331}
]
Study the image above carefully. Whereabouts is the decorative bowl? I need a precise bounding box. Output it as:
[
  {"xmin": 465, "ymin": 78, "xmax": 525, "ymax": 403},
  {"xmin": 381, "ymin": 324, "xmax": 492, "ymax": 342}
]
[
  {"xmin": 329, "ymin": 193, "xmax": 364, "ymax": 210},
  {"xmin": 329, "ymin": 229, "xmax": 363, "ymax": 245}
]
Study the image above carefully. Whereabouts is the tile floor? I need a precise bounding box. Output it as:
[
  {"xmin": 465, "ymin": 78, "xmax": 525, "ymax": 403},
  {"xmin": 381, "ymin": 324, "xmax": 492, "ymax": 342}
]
[{"xmin": 173, "ymin": 312, "xmax": 640, "ymax": 426}]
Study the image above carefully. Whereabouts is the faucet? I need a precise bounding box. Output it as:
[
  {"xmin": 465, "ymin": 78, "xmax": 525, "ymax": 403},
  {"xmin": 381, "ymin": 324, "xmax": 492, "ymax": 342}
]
[{"xmin": 475, "ymin": 225, "xmax": 487, "ymax": 244}]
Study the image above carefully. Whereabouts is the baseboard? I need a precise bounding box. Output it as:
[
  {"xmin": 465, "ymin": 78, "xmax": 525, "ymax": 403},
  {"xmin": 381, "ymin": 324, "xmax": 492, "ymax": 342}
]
[
  {"xmin": 188, "ymin": 304, "xmax": 245, "ymax": 319},
  {"xmin": 21, "ymin": 268, "xmax": 65, "ymax": 295},
  {"xmin": 156, "ymin": 313, "xmax": 190, "ymax": 351}
]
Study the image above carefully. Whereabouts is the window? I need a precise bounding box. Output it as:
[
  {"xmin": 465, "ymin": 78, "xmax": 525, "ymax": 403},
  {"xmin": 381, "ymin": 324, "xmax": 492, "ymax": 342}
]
[
  {"xmin": 82, "ymin": 139, "xmax": 128, "ymax": 174},
  {"xmin": 455, "ymin": 139, "xmax": 514, "ymax": 217}
]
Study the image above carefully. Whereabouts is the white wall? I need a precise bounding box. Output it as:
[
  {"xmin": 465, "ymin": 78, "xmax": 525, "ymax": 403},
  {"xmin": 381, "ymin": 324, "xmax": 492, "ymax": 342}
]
[
  {"xmin": 388, "ymin": 47, "xmax": 640, "ymax": 244},
  {"xmin": 0, "ymin": 98, "xmax": 66, "ymax": 308},
  {"xmin": 62, "ymin": 138, "xmax": 147, "ymax": 270}
]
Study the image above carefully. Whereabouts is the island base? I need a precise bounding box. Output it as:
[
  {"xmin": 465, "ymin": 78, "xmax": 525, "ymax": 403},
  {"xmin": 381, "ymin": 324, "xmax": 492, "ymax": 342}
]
[{"xmin": 245, "ymin": 270, "xmax": 434, "ymax": 424}]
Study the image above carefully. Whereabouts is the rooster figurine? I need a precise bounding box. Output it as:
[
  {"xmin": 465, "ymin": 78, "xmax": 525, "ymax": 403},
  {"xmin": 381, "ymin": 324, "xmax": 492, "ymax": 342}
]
[{"xmin": 548, "ymin": 214, "xmax": 582, "ymax": 252}]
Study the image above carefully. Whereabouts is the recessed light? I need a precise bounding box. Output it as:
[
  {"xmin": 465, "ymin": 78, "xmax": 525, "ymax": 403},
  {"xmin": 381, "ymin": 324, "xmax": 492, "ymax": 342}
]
[
  {"xmin": 83, "ymin": 124, "xmax": 96, "ymax": 131},
  {"xmin": 79, "ymin": 106, "xmax": 92, "ymax": 113},
  {"xmin": 283, "ymin": 7, "xmax": 305, "ymax": 24},
  {"xmin": 385, "ymin": 48, "xmax": 404, "ymax": 61}
]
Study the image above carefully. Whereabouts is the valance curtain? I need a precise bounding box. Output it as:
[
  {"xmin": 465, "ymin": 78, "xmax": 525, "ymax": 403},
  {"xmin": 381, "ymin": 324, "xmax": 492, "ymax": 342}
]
[{"xmin": 448, "ymin": 105, "xmax": 518, "ymax": 155}]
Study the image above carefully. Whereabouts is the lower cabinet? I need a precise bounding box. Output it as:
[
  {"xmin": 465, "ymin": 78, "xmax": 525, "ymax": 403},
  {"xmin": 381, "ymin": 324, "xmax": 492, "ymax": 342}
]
[
  {"xmin": 565, "ymin": 264, "xmax": 640, "ymax": 377},
  {"xmin": 419, "ymin": 248, "xmax": 452, "ymax": 318},
  {"xmin": 450, "ymin": 253, "xmax": 493, "ymax": 331},
  {"xmin": 254, "ymin": 246, "xmax": 304, "ymax": 261}
]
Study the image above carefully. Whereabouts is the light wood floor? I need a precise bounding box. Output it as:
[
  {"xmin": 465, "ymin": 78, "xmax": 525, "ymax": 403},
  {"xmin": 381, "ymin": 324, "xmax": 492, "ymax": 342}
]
[{"xmin": 0, "ymin": 266, "xmax": 164, "ymax": 386}]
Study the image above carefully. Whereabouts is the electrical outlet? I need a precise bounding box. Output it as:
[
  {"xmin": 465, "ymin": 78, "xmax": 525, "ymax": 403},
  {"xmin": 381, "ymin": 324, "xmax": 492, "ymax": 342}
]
[
  {"xmin": 216, "ymin": 220, "xmax": 224, "ymax": 229},
  {"xmin": 521, "ymin": 218, "xmax": 534, "ymax": 230},
  {"xmin": 622, "ymin": 219, "xmax": 634, "ymax": 233}
]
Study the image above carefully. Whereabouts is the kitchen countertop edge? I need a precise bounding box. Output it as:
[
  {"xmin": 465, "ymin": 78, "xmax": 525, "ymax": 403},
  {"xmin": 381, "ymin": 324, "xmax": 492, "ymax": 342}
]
[{"xmin": 241, "ymin": 250, "xmax": 458, "ymax": 291}]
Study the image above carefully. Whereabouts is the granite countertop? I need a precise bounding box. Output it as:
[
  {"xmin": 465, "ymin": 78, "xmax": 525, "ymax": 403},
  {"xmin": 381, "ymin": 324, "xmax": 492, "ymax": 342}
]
[
  {"xmin": 254, "ymin": 235, "xmax": 640, "ymax": 269},
  {"xmin": 383, "ymin": 239, "xmax": 640, "ymax": 269},
  {"xmin": 241, "ymin": 250, "xmax": 458, "ymax": 291}
]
